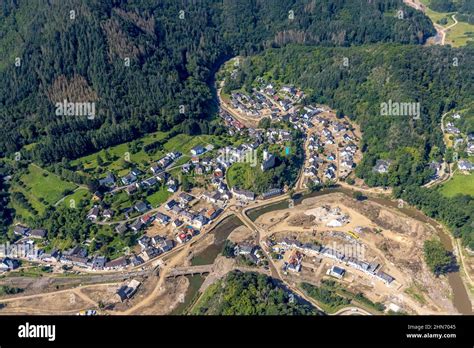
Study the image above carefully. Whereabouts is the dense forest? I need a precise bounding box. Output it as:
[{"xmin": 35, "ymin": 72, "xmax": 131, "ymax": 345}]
[
  {"xmin": 191, "ymin": 271, "xmax": 318, "ymax": 315},
  {"xmin": 229, "ymin": 44, "xmax": 474, "ymax": 247},
  {"xmin": 0, "ymin": 168, "xmax": 14, "ymax": 237},
  {"xmin": 0, "ymin": 0, "xmax": 435, "ymax": 165}
]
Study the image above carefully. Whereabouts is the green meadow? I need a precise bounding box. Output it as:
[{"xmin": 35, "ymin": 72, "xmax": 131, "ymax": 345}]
[{"xmin": 439, "ymin": 172, "xmax": 474, "ymax": 197}]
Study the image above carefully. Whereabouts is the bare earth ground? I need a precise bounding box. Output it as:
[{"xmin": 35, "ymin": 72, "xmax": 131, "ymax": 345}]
[
  {"xmin": 128, "ymin": 276, "xmax": 189, "ymax": 315},
  {"xmin": 0, "ymin": 289, "xmax": 94, "ymax": 314},
  {"xmin": 254, "ymin": 193, "xmax": 457, "ymax": 314},
  {"xmin": 227, "ymin": 225, "xmax": 256, "ymax": 244}
]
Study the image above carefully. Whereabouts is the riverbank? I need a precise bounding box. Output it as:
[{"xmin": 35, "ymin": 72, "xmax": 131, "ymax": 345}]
[{"xmin": 246, "ymin": 186, "xmax": 472, "ymax": 314}]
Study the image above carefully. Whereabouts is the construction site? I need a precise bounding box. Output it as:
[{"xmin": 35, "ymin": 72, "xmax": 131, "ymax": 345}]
[{"xmin": 254, "ymin": 192, "xmax": 459, "ymax": 315}]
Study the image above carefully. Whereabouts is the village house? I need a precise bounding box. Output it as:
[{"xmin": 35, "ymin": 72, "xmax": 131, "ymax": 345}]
[
  {"xmin": 41, "ymin": 249, "xmax": 61, "ymax": 263},
  {"xmin": 373, "ymin": 160, "xmax": 391, "ymax": 174},
  {"xmin": 156, "ymin": 172, "xmax": 170, "ymax": 182},
  {"xmin": 173, "ymin": 219, "xmax": 184, "ymax": 228},
  {"xmin": 61, "ymin": 255, "xmax": 90, "ymax": 268},
  {"xmin": 130, "ymin": 168, "xmax": 142, "ymax": 177},
  {"xmin": 104, "ymin": 257, "xmax": 128, "ymax": 271},
  {"xmin": 130, "ymin": 219, "xmax": 144, "ymax": 232},
  {"xmin": 446, "ymin": 123, "xmax": 460, "ymax": 135},
  {"xmin": 141, "ymin": 247, "xmax": 161, "ymax": 261},
  {"xmin": 178, "ymin": 209, "xmax": 195, "ymax": 222},
  {"xmin": 0, "ymin": 257, "xmax": 20, "ymax": 271},
  {"xmin": 262, "ymin": 188, "xmax": 282, "ymax": 200},
  {"xmin": 103, "ymin": 209, "xmax": 114, "ymax": 220},
  {"xmin": 142, "ymin": 177, "xmax": 158, "ymax": 187},
  {"xmin": 190, "ymin": 145, "xmax": 205, "ymax": 156},
  {"xmin": 150, "ymin": 163, "xmax": 162, "ymax": 174},
  {"xmin": 134, "ymin": 201, "xmax": 149, "ymax": 214},
  {"xmin": 159, "ymin": 239, "xmax": 174, "ymax": 253},
  {"xmin": 328, "ymin": 265, "xmax": 346, "ymax": 279},
  {"xmin": 116, "ymin": 279, "xmax": 141, "ymax": 302},
  {"xmin": 192, "ymin": 214, "xmax": 209, "ymax": 229},
  {"xmin": 375, "ymin": 270, "xmax": 395, "ymax": 285},
  {"xmin": 260, "ymin": 150, "xmax": 276, "ymax": 171},
  {"xmin": 182, "ymin": 163, "xmax": 192, "ymax": 174},
  {"xmin": 176, "ymin": 232, "xmax": 191, "ymax": 244},
  {"xmin": 86, "ymin": 207, "xmax": 100, "ymax": 221},
  {"xmin": 29, "ymin": 229, "xmax": 47, "ymax": 239},
  {"xmin": 138, "ymin": 235, "xmax": 151, "ymax": 249},
  {"xmin": 165, "ymin": 199, "xmax": 178, "ymax": 210},
  {"xmin": 467, "ymin": 142, "xmax": 474, "ymax": 155},
  {"xmin": 130, "ymin": 254, "xmax": 144, "ymax": 267},
  {"xmin": 140, "ymin": 214, "xmax": 154, "ymax": 225},
  {"xmin": 125, "ymin": 185, "xmax": 138, "ymax": 195},
  {"xmin": 236, "ymin": 243, "xmax": 255, "ymax": 255},
  {"xmin": 151, "ymin": 235, "xmax": 164, "ymax": 246},
  {"xmin": 115, "ymin": 223, "xmax": 127, "ymax": 234},
  {"xmin": 99, "ymin": 172, "xmax": 116, "ymax": 188},
  {"xmin": 167, "ymin": 184, "xmax": 178, "ymax": 193},
  {"xmin": 13, "ymin": 225, "xmax": 30, "ymax": 236},
  {"xmin": 91, "ymin": 256, "xmax": 107, "ymax": 270},
  {"xmin": 458, "ymin": 160, "xmax": 473, "ymax": 171},
  {"xmin": 204, "ymin": 207, "xmax": 221, "ymax": 220},
  {"xmin": 155, "ymin": 212, "xmax": 171, "ymax": 225},
  {"xmin": 178, "ymin": 192, "xmax": 194, "ymax": 204},
  {"xmin": 232, "ymin": 188, "xmax": 255, "ymax": 201},
  {"xmin": 121, "ymin": 173, "xmax": 137, "ymax": 185}
]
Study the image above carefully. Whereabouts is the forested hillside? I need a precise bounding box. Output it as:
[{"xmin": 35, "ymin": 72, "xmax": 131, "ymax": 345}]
[
  {"xmin": 229, "ymin": 44, "xmax": 474, "ymax": 248},
  {"xmin": 0, "ymin": 0, "xmax": 435, "ymax": 164},
  {"xmin": 232, "ymin": 44, "xmax": 473, "ymax": 186}
]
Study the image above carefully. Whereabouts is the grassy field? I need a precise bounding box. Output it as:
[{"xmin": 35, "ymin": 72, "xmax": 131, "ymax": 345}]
[
  {"xmin": 446, "ymin": 20, "xmax": 474, "ymax": 47},
  {"xmin": 22, "ymin": 165, "xmax": 77, "ymax": 204},
  {"xmin": 163, "ymin": 134, "xmax": 223, "ymax": 154},
  {"xmin": 71, "ymin": 132, "xmax": 228, "ymax": 179},
  {"xmin": 146, "ymin": 186, "xmax": 173, "ymax": 207},
  {"xmin": 226, "ymin": 163, "xmax": 256, "ymax": 189},
  {"xmin": 439, "ymin": 172, "xmax": 474, "ymax": 197},
  {"xmin": 62, "ymin": 188, "xmax": 91, "ymax": 209},
  {"xmin": 10, "ymin": 197, "xmax": 38, "ymax": 220},
  {"xmin": 70, "ymin": 131, "xmax": 169, "ymax": 176},
  {"xmin": 12, "ymin": 164, "xmax": 77, "ymax": 219}
]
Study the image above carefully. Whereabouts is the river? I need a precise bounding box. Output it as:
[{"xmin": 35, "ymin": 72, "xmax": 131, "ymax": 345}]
[
  {"xmin": 191, "ymin": 215, "xmax": 243, "ymax": 266},
  {"xmin": 170, "ymin": 215, "xmax": 243, "ymax": 314},
  {"xmin": 247, "ymin": 187, "xmax": 472, "ymax": 314}
]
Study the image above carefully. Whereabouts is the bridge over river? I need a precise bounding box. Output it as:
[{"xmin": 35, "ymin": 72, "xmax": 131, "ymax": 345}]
[{"xmin": 166, "ymin": 264, "xmax": 214, "ymax": 278}]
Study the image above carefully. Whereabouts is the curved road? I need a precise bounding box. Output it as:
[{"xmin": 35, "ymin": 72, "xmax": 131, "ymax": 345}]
[{"xmin": 403, "ymin": 0, "xmax": 458, "ymax": 46}]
